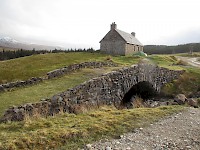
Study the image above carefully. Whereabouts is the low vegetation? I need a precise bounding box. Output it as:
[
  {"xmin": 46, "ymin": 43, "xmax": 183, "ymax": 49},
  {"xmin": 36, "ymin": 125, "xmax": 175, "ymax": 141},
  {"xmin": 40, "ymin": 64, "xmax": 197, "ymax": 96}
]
[
  {"xmin": 147, "ymin": 55, "xmax": 184, "ymax": 70},
  {"xmin": 162, "ymin": 67, "xmax": 200, "ymax": 96},
  {"xmin": 174, "ymin": 60, "xmax": 189, "ymax": 66},
  {"xmin": 178, "ymin": 52, "xmax": 200, "ymax": 57},
  {"xmin": 0, "ymin": 105, "xmax": 184, "ymax": 150},
  {"xmin": 0, "ymin": 53, "xmax": 199, "ymax": 115},
  {"xmin": 0, "ymin": 68, "xmax": 119, "ymax": 116},
  {"xmin": 0, "ymin": 48, "xmax": 96, "ymax": 61},
  {"xmin": 0, "ymin": 52, "xmax": 142, "ymax": 84},
  {"xmin": 144, "ymin": 44, "xmax": 200, "ymax": 54},
  {"xmin": 0, "ymin": 52, "xmax": 199, "ymax": 149},
  {"xmin": 0, "ymin": 52, "xmax": 107, "ymax": 84}
]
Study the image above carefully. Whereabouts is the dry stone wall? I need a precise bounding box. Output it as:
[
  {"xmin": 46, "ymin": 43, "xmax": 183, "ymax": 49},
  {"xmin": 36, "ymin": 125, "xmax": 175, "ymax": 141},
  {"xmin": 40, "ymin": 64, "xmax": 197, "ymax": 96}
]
[
  {"xmin": 0, "ymin": 61, "xmax": 117, "ymax": 92},
  {"xmin": 0, "ymin": 63, "xmax": 185, "ymax": 122}
]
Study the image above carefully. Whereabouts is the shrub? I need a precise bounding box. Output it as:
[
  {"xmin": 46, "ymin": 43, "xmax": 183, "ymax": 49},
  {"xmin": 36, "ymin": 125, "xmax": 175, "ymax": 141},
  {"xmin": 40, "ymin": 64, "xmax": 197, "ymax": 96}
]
[{"xmin": 175, "ymin": 60, "xmax": 188, "ymax": 66}]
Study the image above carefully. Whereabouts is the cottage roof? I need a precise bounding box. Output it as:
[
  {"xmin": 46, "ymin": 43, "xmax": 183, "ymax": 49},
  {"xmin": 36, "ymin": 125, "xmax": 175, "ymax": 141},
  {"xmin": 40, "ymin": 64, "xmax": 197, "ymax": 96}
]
[{"xmin": 116, "ymin": 29, "xmax": 143, "ymax": 46}]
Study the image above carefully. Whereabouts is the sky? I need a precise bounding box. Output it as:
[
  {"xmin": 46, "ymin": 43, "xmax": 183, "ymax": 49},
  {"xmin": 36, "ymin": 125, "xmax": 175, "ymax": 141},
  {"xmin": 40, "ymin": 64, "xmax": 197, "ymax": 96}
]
[{"xmin": 0, "ymin": 0, "xmax": 200, "ymax": 49}]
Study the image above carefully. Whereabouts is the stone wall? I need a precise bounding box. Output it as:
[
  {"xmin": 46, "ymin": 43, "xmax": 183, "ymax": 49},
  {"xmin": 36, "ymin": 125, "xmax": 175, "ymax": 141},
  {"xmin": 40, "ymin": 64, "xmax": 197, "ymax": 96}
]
[
  {"xmin": 125, "ymin": 44, "xmax": 143, "ymax": 55},
  {"xmin": 0, "ymin": 61, "xmax": 117, "ymax": 92},
  {"xmin": 100, "ymin": 30, "xmax": 126, "ymax": 56},
  {"xmin": 0, "ymin": 62, "xmax": 185, "ymax": 122}
]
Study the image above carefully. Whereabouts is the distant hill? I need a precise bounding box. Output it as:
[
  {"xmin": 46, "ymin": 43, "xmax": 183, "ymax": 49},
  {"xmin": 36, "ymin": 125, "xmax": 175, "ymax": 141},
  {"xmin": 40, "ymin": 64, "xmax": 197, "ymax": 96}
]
[
  {"xmin": 0, "ymin": 37, "xmax": 62, "ymax": 50},
  {"xmin": 144, "ymin": 43, "xmax": 200, "ymax": 54}
]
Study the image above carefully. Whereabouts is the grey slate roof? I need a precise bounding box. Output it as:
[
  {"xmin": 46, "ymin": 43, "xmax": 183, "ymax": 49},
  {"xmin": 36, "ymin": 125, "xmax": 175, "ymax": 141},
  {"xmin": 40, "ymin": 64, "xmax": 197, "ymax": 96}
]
[{"xmin": 116, "ymin": 29, "xmax": 143, "ymax": 46}]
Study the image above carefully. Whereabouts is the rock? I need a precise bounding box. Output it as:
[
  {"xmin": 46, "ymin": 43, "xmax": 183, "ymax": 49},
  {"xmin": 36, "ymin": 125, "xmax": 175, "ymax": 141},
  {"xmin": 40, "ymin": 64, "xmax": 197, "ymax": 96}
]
[
  {"xmin": 187, "ymin": 98, "xmax": 198, "ymax": 108},
  {"xmin": 85, "ymin": 144, "xmax": 92, "ymax": 150},
  {"xmin": 0, "ymin": 85, "xmax": 5, "ymax": 92},
  {"xmin": 150, "ymin": 101, "xmax": 159, "ymax": 107},
  {"xmin": 0, "ymin": 63, "xmax": 184, "ymax": 122},
  {"xmin": 186, "ymin": 145, "xmax": 191, "ymax": 149},
  {"xmin": 189, "ymin": 91, "xmax": 200, "ymax": 98},
  {"xmin": 174, "ymin": 94, "xmax": 187, "ymax": 105},
  {"xmin": 105, "ymin": 146, "xmax": 112, "ymax": 150}
]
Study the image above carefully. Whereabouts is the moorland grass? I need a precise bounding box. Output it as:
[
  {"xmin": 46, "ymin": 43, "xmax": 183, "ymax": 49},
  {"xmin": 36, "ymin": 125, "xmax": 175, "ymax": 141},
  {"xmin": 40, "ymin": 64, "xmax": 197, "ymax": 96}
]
[
  {"xmin": 147, "ymin": 55, "xmax": 184, "ymax": 70},
  {"xmin": 0, "ymin": 52, "xmax": 143, "ymax": 84},
  {"xmin": 162, "ymin": 66, "xmax": 200, "ymax": 96},
  {"xmin": 1, "ymin": 53, "xmax": 199, "ymax": 116},
  {"xmin": 0, "ymin": 105, "xmax": 184, "ymax": 150},
  {"xmin": 177, "ymin": 52, "xmax": 200, "ymax": 57},
  {"xmin": 0, "ymin": 53, "xmax": 197, "ymax": 150},
  {"xmin": 0, "ymin": 52, "xmax": 107, "ymax": 83},
  {"xmin": 0, "ymin": 67, "xmax": 119, "ymax": 116}
]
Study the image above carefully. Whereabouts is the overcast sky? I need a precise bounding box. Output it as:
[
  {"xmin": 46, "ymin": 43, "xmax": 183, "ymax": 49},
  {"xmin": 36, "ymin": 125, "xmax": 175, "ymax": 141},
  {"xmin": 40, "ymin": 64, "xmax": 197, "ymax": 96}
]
[{"xmin": 0, "ymin": 0, "xmax": 199, "ymax": 49}]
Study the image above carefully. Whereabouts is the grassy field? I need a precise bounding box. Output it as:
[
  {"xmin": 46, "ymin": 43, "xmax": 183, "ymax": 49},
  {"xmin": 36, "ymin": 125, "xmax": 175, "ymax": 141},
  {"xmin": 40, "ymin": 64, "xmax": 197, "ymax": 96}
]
[
  {"xmin": 0, "ymin": 52, "xmax": 199, "ymax": 149},
  {"xmin": 162, "ymin": 66, "xmax": 200, "ymax": 96},
  {"xmin": 0, "ymin": 105, "xmax": 184, "ymax": 150},
  {"xmin": 1, "ymin": 52, "xmax": 190, "ymax": 84},
  {"xmin": 177, "ymin": 52, "xmax": 200, "ymax": 57},
  {"xmin": 1, "ymin": 52, "xmax": 199, "ymax": 116},
  {"xmin": 0, "ymin": 52, "xmax": 142, "ymax": 116},
  {"xmin": 0, "ymin": 52, "xmax": 143, "ymax": 84},
  {"xmin": 147, "ymin": 55, "xmax": 185, "ymax": 70},
  {"xmin": 0, "ymin": 52, "xmax": 108, "ymax": 83},
  {"xmin": 0, "ymin": 67, "xmax": 120, "ymax": 116}
]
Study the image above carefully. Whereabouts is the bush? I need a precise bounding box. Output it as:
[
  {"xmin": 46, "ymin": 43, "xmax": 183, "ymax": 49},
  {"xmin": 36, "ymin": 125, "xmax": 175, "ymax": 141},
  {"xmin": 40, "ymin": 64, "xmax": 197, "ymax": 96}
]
[
  {"xmin": 197, "ymin": 98, "xmax": 200, "ymax": 106},
  {"xmin": 175, "ymin": 60, "xmax": 188, "ymax": 66}
]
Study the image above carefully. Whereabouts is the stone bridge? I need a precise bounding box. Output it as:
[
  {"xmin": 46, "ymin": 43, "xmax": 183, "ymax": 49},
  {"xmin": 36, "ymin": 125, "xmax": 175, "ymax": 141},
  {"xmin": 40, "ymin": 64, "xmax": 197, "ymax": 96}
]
[{"xmin": 0, "ymin": 62, "xmax": 185, "ymax": 122}]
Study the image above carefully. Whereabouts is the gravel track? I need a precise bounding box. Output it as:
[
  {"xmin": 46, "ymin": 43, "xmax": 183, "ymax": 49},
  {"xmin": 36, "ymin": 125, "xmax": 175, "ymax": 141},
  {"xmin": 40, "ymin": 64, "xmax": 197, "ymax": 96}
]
[
  {"xmin": 176, "ymin": 56, "xmax": 200, "ymax": 68},
  {"xmin": 87, "ymin": 107, "xmax": 200, "ymax": 150}
]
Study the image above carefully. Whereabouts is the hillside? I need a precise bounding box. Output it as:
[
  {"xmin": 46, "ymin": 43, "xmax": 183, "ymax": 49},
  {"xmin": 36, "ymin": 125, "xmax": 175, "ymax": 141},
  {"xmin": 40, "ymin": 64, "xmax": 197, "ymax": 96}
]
[
  {"xmin": 0, "ymin": 37, "xmax": 61, "ymax": 50},
  {"xmin": 0, "ymin": 52, "xmax": 142, "ymax": 115},
  {"xmin": 0, "ymin": 52, "xmax": 143, "ymax": 84},
  {"xmin": 144, "ymin": 43, "xmax": 200, "ymax": 54},
  {"xmin": 0, "ymin": 52, "xmax": 107, "ymax": 84},
  {"xmin": 0, "ymin": 52, "xmax": 199, "ymax": 149}
]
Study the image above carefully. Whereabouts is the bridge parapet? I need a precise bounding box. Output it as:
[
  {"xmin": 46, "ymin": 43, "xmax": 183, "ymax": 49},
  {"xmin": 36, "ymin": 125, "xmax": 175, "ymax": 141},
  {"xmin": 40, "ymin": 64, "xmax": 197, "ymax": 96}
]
[{"xmin": 0, "ymin": 62, "xmax": 185, "ymax": 122}]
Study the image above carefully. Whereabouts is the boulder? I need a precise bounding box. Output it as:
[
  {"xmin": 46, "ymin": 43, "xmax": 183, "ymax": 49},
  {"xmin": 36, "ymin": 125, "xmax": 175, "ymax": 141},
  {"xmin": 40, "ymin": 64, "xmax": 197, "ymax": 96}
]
[
  {"xmin": 174, "ymin": 94, "xmax": 187, "ymax": 105},
  {"xmin": 0, "ymin": 85, "xmax": 5, "ymax": 92},
  {"xmin": 187, "ymin": 98, "xmax": 198, "ymax": 108}
]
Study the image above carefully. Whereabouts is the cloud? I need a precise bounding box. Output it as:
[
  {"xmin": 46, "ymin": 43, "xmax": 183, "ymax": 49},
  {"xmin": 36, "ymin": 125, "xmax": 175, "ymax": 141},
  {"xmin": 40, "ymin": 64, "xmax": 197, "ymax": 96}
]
[
  {"xmin": 0, "ymin": 0, "xmax": 200, "ymax": 49},
  {"xmin": 164, "ymin": 28, "xmax": 200, "ymax": 45}
]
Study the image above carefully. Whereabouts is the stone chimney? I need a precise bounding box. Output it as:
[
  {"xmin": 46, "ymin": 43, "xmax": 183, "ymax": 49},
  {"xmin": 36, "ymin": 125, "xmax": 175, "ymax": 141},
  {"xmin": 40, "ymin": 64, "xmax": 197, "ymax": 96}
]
[
  {"xmin": 131, "ymin": 32, "xmax": 136, "ymax": 37},
  {"xmin": 111, "ymin": 22, "xmax": 117, "ymax": 30}
]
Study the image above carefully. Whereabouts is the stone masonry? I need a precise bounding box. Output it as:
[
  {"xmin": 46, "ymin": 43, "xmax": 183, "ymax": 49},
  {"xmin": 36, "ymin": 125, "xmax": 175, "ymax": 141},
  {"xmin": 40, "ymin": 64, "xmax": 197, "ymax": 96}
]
[
  {"xmin": 0, "ymin": 61, "xmax": 117, "ymax": 92},
  {"xmin": 0, "ymin": 62, "xmax": 184, "ymax": 122}
]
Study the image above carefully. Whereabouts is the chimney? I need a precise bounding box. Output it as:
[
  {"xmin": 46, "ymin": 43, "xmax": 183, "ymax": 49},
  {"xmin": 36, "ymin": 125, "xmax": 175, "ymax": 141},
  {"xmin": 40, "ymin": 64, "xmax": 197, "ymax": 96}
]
[
  {"xmin": 111, "ymin": 22, "xmax": 117, "ymax": 30},
  {"xmin": 131, "ymin": 32, "xmax": 136, "ymax": 37}
]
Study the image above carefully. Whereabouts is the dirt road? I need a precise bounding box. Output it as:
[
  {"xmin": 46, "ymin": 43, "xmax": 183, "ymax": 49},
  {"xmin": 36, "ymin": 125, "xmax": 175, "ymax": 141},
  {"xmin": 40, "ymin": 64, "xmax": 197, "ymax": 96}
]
[
  {"xmin": 88, "ymin": 108, "xmax": 200, "ymax": 150},
  {"xmin": 176, "ymin": 56, "xmax": 200, "ymax": 68}
]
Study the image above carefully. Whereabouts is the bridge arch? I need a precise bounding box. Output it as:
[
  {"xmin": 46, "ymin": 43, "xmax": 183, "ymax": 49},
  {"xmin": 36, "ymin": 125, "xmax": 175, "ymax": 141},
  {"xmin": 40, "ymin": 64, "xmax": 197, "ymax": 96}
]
[
  {"xmin": 120, "ymin": 81, "xmax": 158, "ymax": 106},
  {"xmin": 1, "ymin": 63, "xmax": 185, "ymax": 122}
]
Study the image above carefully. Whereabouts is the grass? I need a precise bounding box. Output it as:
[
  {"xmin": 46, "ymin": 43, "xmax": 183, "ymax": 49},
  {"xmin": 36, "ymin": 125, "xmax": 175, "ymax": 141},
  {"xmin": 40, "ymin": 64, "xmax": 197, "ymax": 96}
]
[
  {"xmin": 0, "ymin": 53, "xmax": 197, "ymax": 149},
  {"xmin": 146, "ymin": 55, "xmax": 183, "ymax": 70},
  {"xmin": 177, "ymin": 52, "xmax": 200, "ymax": 57},
  {"xmin": 1, "ymin": 53, "xmax": 199, "ymax": 116},
  {"xmin": 0, "ymin": 52, "xmax": 107, "ymax": 84},
  {"xmin": 0, "ymin": 105, "xmax": 184, "ymax": 150},
  {"xmin": 0, "ymin": 52, "xmax": 142, "ymax": 84},
  {"xmin": 162, "ymin": 66, "xmax": 200, "ymax": 96},
  {"xmin": 0, "ymin": 67, "xmax": 119, "ymax": 116},
  {"xmin": 0, "ymin": 52, "xmax": 143, "ymax": 116}
]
